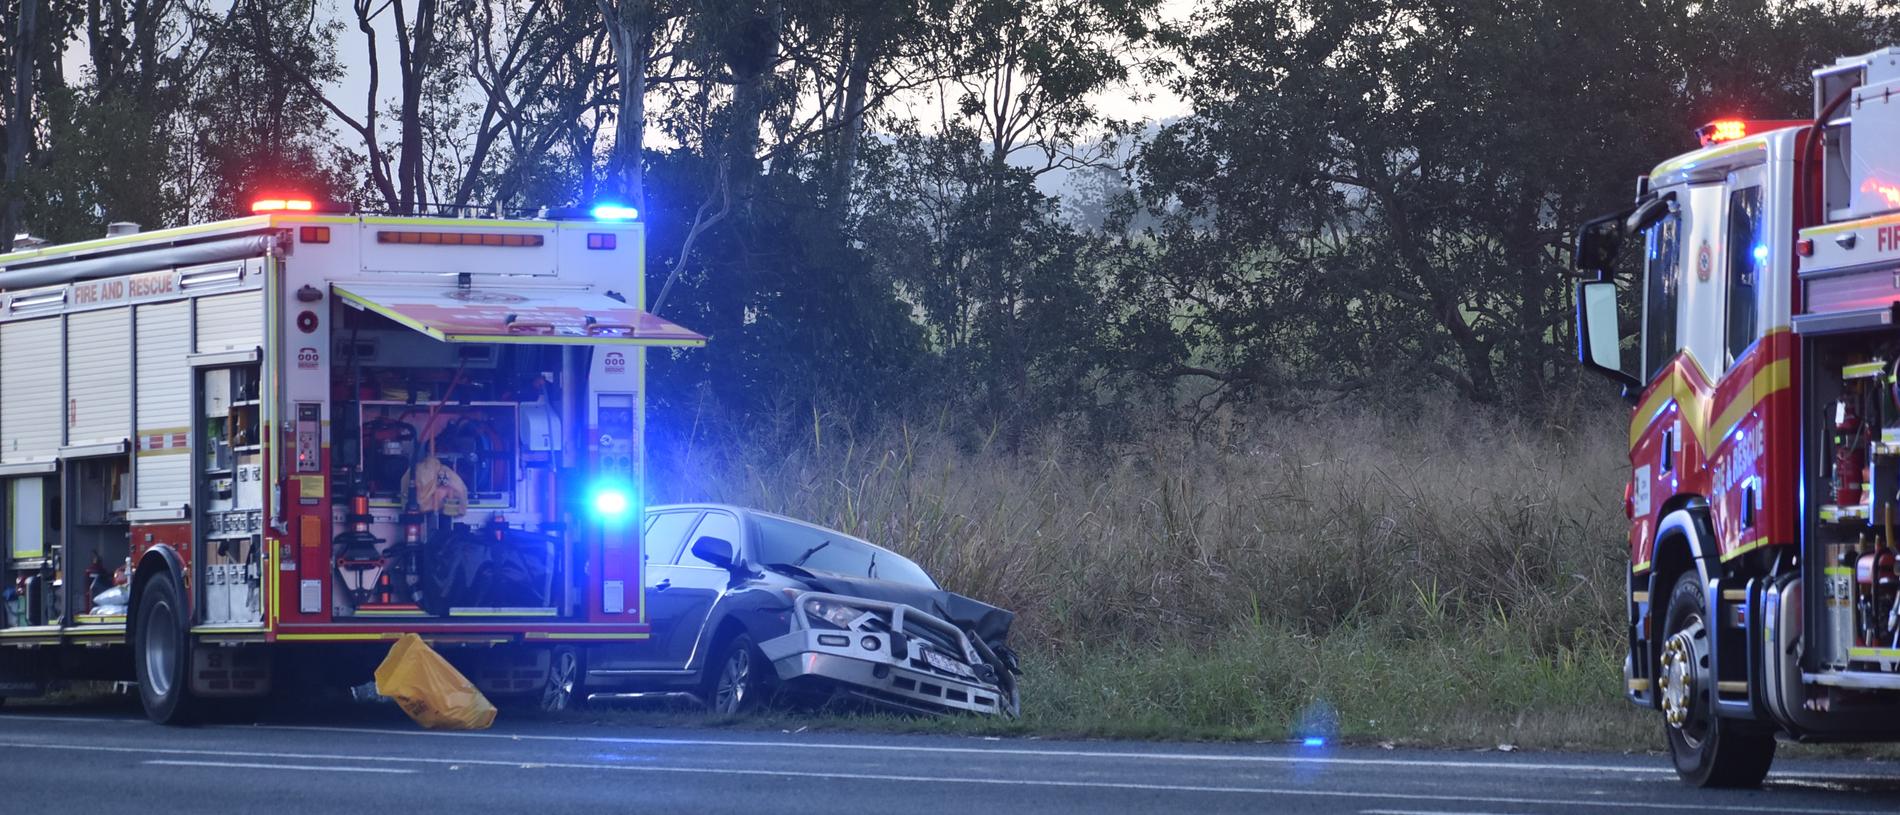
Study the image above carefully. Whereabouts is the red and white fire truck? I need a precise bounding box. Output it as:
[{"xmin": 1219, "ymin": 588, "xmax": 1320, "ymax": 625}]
[
  {"xmin": 1575, "ymin": 47, "xmax": 1900, "ymax": 785},
  {"xmin": 0, "ymin": 198, "xmax": 702, "ymax": 722}
]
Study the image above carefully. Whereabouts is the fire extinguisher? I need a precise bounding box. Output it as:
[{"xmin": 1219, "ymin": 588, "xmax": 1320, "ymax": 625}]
[
  {"xmin": 83, "ymin": 552, "xmax": 107, "ymax": 606},
  {"xmin": 1837, "ymin": 395, "xmax": 1865, "ymax": 505}
]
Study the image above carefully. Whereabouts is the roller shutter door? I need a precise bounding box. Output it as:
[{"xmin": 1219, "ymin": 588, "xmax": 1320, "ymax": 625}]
[
  {"xmin": 1, "ymin": 318, "xmax": 64, "ymax": 462},
  {"xmin": 67, "ymin": 309, "xmax": 132, "ymax": 445},
  {"xmin": 136, "ymin": 301, "xmax": 191, "ymax": 507},
  {"xmin": 194, "ymin": 290, "xmax": 263, "ymax": 354}
]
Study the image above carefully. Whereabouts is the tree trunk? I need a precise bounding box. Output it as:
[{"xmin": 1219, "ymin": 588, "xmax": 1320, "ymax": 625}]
[
  {"xmin": 395, "ymin": 0, "xmax": 439, "ymax": 214},
  {"xmin": 825, "ymin": 27, "xmax": 875, "ymax": 226},
  {"xmin": 724, "ymin": 1, "xmax": 784, "ymax": 209},
  {"xmin": 3, "ymin": 0, "xmax": 42, "ymax": 252},
  {"xmin": 599, "ymin": 0, "xmax": 651, "ymax": 214}
]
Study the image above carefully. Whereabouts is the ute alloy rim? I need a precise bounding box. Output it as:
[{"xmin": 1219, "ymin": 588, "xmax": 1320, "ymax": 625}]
[
  {"xmin": 542, "ymin": 650, "xmax": 578, "ymax": 712},
  {"xmin": 715, "ymin": 647, "xmax": 751, "ymax": 713},
  {"xmin": 1658, "ymin": 618, "xmax": 1710, "ymax": 747},
  {"xmin": 144, "ymin": 596, "xmax": 178, "ymax": 698}
]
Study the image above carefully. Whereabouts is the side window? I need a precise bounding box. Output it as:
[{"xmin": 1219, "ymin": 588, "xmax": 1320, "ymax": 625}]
[
  {"xmin": 680, "ymin": 512, "xmax": 741, "ymax": 569},
  {"xmin": 1642, "ymin": 213, "xmax": 1682, "ymax": 382},
  {"xmin": 643, "ymin": 512, "xmax": 700, "ymax": 566},
  {"xmin": 1724, "ymin": 186, "xmax": 1764, "ymax": 363},
  {"xmin": 4, "ymin": 477, "xmax": 50, "ymax": 560}
]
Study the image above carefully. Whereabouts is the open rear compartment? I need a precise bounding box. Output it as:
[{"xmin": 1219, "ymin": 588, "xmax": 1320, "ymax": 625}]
[
  {"xmin": 326, "ymin": 300, "xmax": 580, "ymax": 622},
  {"xmin": 1801, "ymin": 328, "xmax": 1900, "ymax": 676}
]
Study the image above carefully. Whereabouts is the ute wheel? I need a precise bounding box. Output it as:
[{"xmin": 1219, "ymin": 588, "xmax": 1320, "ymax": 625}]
[
  {"xmin": 134, "ymin": 575, "xmax": 200, "ymax": 725},
  {"xmin": 540, "ymin": 647, "xmax": 585, "ymax": 713},
  {"xmin": 706, "ymin": 633, "xmax": 771, "ymax": 716},
  {"xmin": 1658, "ymin": 572, "xmax": 1775, "ymax": 787}
]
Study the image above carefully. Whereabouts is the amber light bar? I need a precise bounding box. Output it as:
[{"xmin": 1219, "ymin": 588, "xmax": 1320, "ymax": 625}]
[
  {"xmin": 253, "ymin": 198, "xmax": 316, "ymax": 213},
  {"xmin": 376, "ymin": 231, "xmax": 545, "ymax": 247},
  {"xmin": 1695, "ymin": 118, "xmax": 1808, "ymax": 147}
]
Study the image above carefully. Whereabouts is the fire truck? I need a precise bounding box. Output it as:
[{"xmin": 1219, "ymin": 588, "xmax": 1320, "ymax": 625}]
[
  {"xmin": 1573, "ymin": 47, "xmax": 1900, "ymax": 785},
  {"xmin": 0, "ymin": 198, "xmax": 702, "ymax": 722}
]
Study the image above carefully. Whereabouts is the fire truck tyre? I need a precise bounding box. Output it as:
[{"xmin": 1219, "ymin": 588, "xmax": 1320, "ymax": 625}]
[
  {"xmin": 706, "ymin": 633, "xmax": 770, "ymax": 716},
  {"xmin": 539, "ymin": 647, "xmax": 585, "ymax": 712},
  {"xmin": 134, "ymin": 576, "xmax": 200, "ymax": 725},
  {"xmin": 1659, "ymin": 572, "xmax": 1774, "ymax": 787}
]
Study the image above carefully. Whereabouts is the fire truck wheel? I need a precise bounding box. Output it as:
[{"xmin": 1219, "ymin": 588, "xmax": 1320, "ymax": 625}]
[
  {"xmin": 706, "ymin": 632, "xmax": 770, "ymax": 716},
  {"xmin": 134, "ymin": 576, "xmax": 200, "ymax": 725},
  {"xmin": 539, "ymin": 647, "xmax": 585, "ymax": 712},
  {"xmin": 1659, "ymin": 572, "xmax": 1774, "ymax": 787}
]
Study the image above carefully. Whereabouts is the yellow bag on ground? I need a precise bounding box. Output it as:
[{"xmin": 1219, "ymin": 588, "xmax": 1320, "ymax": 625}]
[{"xmin": 373, "ymin": 633, "xmax": 497, "ymax": 730}]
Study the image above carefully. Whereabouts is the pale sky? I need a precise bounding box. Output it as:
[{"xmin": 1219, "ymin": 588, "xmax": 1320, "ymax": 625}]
[{"xmin": 324, "ymin": 1, "xmax": 1195, "ymax": 148}]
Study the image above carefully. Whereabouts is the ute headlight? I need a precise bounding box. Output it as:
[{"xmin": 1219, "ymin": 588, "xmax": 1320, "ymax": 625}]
[{"xmin": 805, "ymin": 598, "xmax": 871, "ymax": 630}]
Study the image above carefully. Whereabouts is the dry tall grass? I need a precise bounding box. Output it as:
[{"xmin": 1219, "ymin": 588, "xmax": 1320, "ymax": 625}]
[{"xmin": 653, "ymin": 401, "xmax": 1629, "ymax": 649}]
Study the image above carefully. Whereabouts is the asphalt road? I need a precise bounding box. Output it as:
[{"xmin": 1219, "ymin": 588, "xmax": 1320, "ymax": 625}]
[{"xmin": 2, "ymin": 704, "xmax": 1899, "ymax": 815}]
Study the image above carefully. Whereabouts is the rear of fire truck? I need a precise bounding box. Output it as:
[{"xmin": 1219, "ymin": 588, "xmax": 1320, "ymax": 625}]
[
  {"xmin": 0, "ymin": 197, "xmax": 701, "ymax": 723},
  {"xmin": 1573, "ymin": 48, "xmax": 1900, "ymax": 788}
]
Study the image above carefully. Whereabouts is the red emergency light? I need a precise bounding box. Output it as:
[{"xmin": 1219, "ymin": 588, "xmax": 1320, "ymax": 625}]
[
  {"xmin": 252, "ymin": 197, "xmax": 316, "ymax": 214},
  {"xmin": 1695, "ymin": 118, "xmax": 1809, "ymax": 148}
]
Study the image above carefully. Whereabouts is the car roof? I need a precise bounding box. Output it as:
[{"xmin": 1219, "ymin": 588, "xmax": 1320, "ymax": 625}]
[{"xmin": 646, "ymin": 503, "xmax": 905, "ymax": 559}]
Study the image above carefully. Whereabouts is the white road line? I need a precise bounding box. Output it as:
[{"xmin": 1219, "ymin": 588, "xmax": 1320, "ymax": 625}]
[
  {"xmin": 215, "ymin": 722, "xmax": 1688, "ymax": 775},
  {"xmin": 1362, "ymin": 810, "xmax": 1532, "ymax": 815},
  {"xmin": 0, "ymin": 739, "xmax": 1885, "ymax": 815},
  {"xmin": 143, "ymin": 759, "xmax": 415, "ymax": 774}
]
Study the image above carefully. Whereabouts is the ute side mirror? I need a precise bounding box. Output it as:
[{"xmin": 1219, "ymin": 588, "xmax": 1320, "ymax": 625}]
[
  {"xmin": 1577, "ymin": 280, "xmax": 1641, "ymax": 396},
  {"xmin": 691, "ymin": 536, "xmax": 736, "ymax": 570}
]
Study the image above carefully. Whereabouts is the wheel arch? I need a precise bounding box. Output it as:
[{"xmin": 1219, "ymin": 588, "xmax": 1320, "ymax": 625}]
[
  {"xmin": 126, "ymin": 546, "xmax": 187, "ymax": 652},
  {"xmin": 1643, "ymin": 501, "xmax": 1715, "ymax": 692}
]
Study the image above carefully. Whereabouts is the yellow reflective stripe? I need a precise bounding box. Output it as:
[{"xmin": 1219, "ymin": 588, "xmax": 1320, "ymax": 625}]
[
  {"xmin": 1629, "ymin": 385, "xmax": 1677, "ymax": 449},
  {"xmin": 1802, "ymin": 210, "xmax": 1900, "ymax": 237},
  {"xmin": 1721, "ymin": 535, "xmax": 1772, "ymax": 562},
  {"xmin": 523, "ymin": 632, "xmax": 652, "ymax": 641},
  {"xmin": 439, "ymin": 332, "xmax": 704, "ymax": 348},
  {"xmin": 1705, "ymin": 359, "xmax": 1788, "ymax": 447},
  {"xmin": 1630, "ymin": 352, "xmax": 1789, "ymax": 454},
  {"xmin": 275, "ymin": 632, "xmax": 405, "ymax": 642}
]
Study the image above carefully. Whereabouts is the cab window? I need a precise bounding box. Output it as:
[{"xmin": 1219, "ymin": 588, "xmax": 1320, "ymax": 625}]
[
  {"xmin": 1725, "ymin": 186, "xmax": 1764, "ymax": 363},
  {"xmin": 1642, "ymin": 213, "xmax": 1682, "ymax": 381}
]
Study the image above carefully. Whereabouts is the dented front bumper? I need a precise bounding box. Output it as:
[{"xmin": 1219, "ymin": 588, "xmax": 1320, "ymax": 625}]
[{"xmin": 758, "ymin": 593, "xmax": 1012, "ymax": 716}]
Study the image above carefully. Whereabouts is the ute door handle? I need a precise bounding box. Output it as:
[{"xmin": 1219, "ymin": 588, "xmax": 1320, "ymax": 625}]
[{"xmin": 654, "ymin": 578, "xmax": 672, "ymax": 591}]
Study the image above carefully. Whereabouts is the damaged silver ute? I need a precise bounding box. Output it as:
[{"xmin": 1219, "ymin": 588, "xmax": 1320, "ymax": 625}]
[{"xmin": 582, "ymin": 504, "xmax": 1021, "ymax": 717}]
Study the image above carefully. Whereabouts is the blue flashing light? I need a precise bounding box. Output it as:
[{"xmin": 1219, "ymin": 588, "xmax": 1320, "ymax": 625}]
[
  {"xmin": 591, "ymin": 485, "xmax": 633, "ymax": 520},
  {"xmin": 592, "ymin": 204, "xmax": 639, "ymax": 221},
  {"xmin": 1302, "ymin": 737, "xmax": 1326, "ymax": 747},
  {"xmin": 1752, "ymin": 244, "xmax": 1769, "ymax": 264}
]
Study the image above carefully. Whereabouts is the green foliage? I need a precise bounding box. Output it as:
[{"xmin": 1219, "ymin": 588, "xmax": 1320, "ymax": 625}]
[{"xmin": 7, "ymin": 0, "xmax": 1898, "ymax": 429}]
